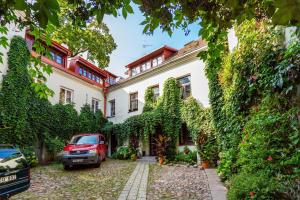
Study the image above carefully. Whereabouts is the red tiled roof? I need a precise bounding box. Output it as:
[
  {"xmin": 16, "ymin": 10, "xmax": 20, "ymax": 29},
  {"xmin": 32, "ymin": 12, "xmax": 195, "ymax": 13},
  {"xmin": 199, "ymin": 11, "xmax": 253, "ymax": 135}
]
[{"xmin": 125, "ymin": 45, "xmax": 178, "ymax": 68}]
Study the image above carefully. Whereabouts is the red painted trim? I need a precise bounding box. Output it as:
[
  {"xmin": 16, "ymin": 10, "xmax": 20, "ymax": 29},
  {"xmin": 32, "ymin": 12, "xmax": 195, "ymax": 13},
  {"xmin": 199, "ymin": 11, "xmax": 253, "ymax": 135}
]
[
  {"xmin": 31, "ymin": 52, "xmax": 105, "ymax": 89},
  {"xmin": 25, "ymin": 30, "xmax": 72, "ymax": 56},
  {"xmin": 70, "ymin": 56, "xmax": 108, "ymax": 78},
  {"xmin": 125, "ymin": 46, "xmax": 177, "ymax": 69}
]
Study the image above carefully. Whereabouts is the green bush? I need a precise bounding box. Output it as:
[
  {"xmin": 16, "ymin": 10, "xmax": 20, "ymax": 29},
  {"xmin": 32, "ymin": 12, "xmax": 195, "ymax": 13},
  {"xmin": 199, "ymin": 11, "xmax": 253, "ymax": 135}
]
[
  {"xmin": 111, "ymin": 146, "xmax": 131, "ymax": 160},
  {"xmin": 174, "ymin": 151, "xmax": 197, "ymax": 165},
  {"xmin": 21, "ymin": 146, "xmax": 38, "ymax": 167}
]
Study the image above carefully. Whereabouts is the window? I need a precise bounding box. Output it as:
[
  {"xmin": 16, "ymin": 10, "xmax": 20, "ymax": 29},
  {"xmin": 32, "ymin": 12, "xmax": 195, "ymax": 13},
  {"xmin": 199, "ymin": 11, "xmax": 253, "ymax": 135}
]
[
  {"xmin": 141, "ymin": 63, "xmax": 146, "ymax": 71},
  {"xmin": 157, "ymin": 56, "xmax": 162, "ymax": 65},
  {"xmin": 79, "ymin": 67, "xmax": 83, "ymax": 75},
  {"xmin": 59, "ymin": 87, "xmax": 73, "ymax": 104},
  {"xmin": 178, "ymin": 75, "xmax": 191, "ymax": 99},
  {"xmin": 152, "ymin": 56, "xmax": 162, "ymax": 67},
  {"xmin": 92, "ymin": 98, "xmax": 100, "ymax": 113},
  {"xmin": 83, "ymin": 69, "xmax": 87, "ymax": 77},
  {"xmin": 129, "ymin": 92, "xmax": 138, "ymax": 112},
  {"xmin": 108, "ymin": 77, "xmax": 116, "ymax": 85},
  {"xmin": 141, "ymin": 61, "xmax": 151, "ymax": 71},
  {"xmin": 152, "ymin": 85, "xmax": 160, "ymax": 100},
  {"xmin": 109, "ymin": 99, "xmax": 116, "ymax": 117},
  {"xmin": 131, "ymin": 67, "xmax": 140, "ymax": 76},
  {"xmin": 50, "ymin": 51, "xmax": 63, "ymax": 65}
]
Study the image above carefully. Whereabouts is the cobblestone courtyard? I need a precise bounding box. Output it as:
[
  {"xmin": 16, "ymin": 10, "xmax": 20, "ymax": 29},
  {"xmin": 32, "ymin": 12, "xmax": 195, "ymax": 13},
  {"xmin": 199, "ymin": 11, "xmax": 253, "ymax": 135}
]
[{"xmin": 12, "ymin": 159, "xmax": 225, "ymax": 200}]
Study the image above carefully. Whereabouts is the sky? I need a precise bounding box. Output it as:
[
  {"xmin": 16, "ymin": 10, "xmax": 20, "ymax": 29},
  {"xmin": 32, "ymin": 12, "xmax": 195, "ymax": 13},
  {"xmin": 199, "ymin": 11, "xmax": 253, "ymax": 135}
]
[{"xmin": 103, "ymin": 4, "xmax": 201, "ymax": 77}]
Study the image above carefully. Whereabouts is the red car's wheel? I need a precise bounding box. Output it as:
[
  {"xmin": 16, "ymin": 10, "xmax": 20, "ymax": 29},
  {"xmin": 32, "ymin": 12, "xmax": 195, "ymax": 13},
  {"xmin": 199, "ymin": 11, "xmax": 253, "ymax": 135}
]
[{"xmin": 94, "ymin": 156, "xmax": 101, "ymax": 168}]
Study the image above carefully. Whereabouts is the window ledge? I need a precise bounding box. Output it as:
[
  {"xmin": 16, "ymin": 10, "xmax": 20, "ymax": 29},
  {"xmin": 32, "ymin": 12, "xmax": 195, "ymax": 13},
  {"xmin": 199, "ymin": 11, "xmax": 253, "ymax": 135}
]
[
  {"xmin": 106, "ymin": 115, "xmax": 115, "ymax": 118},
  {"xmin": 128, "ymin": 109, "xmax": 138, "ymax": 113}
]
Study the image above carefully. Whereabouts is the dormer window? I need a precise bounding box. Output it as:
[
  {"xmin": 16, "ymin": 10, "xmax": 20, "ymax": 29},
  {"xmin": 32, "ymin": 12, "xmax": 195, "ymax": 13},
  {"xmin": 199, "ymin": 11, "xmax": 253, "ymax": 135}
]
[
  {"xmin": 152, "ymin": 56, "xmax": 162, "ymax": 67},
  {"xmin": 132, "ymin": 67, "xmax": 140, "ymax": 76},
  {"xmin": 50, "ymin": 51, "xmax": 63, "ymax": 65},
  {"xmin": 141, "ymin": 61, "xmax": 151, "ymax": 72}
]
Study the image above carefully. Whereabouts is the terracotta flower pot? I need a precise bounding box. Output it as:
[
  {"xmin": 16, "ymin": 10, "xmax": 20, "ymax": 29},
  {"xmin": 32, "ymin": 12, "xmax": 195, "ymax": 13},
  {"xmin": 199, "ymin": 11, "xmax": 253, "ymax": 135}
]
[
  {"xmin": 202, "ymin": 160, "xmax": 210, "ymax": 169},
  {"xmin": 159, "ymin": 157, "xmax": 165, "ymax": 165}
]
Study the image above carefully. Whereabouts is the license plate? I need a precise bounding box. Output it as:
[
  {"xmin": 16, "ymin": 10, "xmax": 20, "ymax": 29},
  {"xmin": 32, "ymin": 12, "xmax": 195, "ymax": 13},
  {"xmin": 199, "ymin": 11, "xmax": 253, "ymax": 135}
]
[
  {"xmin": 0, "ymin": 175, "xmax": 17, "ymax": 184},
  {"xmin": 72, "ymin": 159, "xmax": 83, "ymax": 163}
]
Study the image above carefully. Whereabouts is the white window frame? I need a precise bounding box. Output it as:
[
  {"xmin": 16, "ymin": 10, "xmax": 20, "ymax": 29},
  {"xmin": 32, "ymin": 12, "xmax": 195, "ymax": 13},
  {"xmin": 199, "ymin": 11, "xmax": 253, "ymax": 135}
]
[
  {"xmin": 129, "ymin": 92, "xmax": 138, "ymax": 112},
  {"xmin": 177, "ymin": 75, "xmax": 191, "ymax": 99},
  {"xmin": 109, "ymin": 99, "xmax": 116, "ymax": 117},
  {"xmin": 59, "ymin": 87, "xmax": 74, "ymax": 104},
  {"xmin": 92, "ymin": 98, "xmax": 100, "ymax": 113}
]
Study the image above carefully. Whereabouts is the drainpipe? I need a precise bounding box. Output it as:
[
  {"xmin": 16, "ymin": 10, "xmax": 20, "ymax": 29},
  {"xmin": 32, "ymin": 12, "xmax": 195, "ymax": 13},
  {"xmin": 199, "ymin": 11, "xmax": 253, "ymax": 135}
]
[{"xmin": 103, "ymin": 88, "xmax": 107, "ymax": 117}]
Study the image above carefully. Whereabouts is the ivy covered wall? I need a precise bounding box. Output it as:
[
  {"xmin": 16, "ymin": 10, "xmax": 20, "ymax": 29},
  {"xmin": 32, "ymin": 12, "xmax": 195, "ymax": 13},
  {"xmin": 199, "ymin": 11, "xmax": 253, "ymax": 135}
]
[
  {"xmin": 203, "ymin": 20, "xmax": 300, "ymax": 199},
  {"xmin": 0, "ymin": 36, "xmax": 107, "ymax": 164}
]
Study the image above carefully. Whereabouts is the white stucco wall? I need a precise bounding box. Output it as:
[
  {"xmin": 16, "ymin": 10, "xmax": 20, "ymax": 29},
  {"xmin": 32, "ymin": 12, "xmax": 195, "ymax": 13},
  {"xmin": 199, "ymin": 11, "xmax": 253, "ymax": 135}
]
[
  {"xmin": 46, "ymin": 67, "xmax": 105, "ymax": 112},
  {"xmin": 0, "ymin": 23, "xmax": 26, "ymax": 84},
  {"xmin": 1, "ymin": 27, "xmax": 105, "ymax": 113},
  {"xmin": 106, "ymin": 55, "xmax": 209, "ymax": 124}
]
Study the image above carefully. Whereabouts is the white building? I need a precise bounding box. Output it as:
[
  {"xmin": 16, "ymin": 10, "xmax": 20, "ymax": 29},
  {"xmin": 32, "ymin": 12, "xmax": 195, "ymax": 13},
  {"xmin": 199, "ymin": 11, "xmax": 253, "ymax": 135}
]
[{"xmin": 1, "ymin": 27, "xmax": 209, "ymax": 156}]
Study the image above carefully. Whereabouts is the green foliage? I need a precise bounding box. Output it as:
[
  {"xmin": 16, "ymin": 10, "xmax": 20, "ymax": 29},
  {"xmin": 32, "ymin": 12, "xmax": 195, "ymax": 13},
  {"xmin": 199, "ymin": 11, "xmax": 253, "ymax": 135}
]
[
  {"xmin": 111, "ymin": 146, "xmax": 131, "ymax": 160},
  {"xmin": 202, "ymin": 20, "xmax": 300, "ymax": 199},
  {"xmin": 51, "ymin": 104, "xmax": 78, "ymax": 141},
  {"xmin": 137, "ymin": 0, "xmax": 300, "ymax": 37},
  {"xmin": 0, "ymin": 36, "xmax": 32, "ymax": 146},
  {"xmin": 174, "ymin": 151, "xmax": 197, "ymax": 165},
  {"xmin": 228, "ymin": 95, "xmax": 300, "ymax": 199},
  {"xmin": 160, "ymin": 78, "xmax": 181, "ymax": 160},
  {"xmin": 21, "ymin": 146, "xmax": 38, "ymax": 167},
  {"xmin": 143, "ymin": 87, "xmax": 156, "ymax": 112},
  {"xmin": 53, "ymin": 0, "xmax": 117, "ymax": 66},
  {"xmin": 181, "ymin": 97, "xmax": 217, "ymax": 163},
  {"xmin": 78, "ymin": 104, "xmax": 95, "ymax": 132}
]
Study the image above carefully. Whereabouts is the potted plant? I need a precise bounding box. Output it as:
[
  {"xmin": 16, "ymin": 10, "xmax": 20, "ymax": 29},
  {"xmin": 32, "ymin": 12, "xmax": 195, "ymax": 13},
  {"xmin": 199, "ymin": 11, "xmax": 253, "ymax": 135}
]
[
  {"xmin": 154, "ymin": 134, "xmax": 170, "ymax": 165},
  {"xmin": 183, "ymin": 145, "xmax": 190, "ymax": 155},
  {"xmin": 200, "ymin": 150, "xmax": 210, "ymax": 169},
  {"xmin": 131, "ymin": 154, "xmax": 137, "ymax": 161}
]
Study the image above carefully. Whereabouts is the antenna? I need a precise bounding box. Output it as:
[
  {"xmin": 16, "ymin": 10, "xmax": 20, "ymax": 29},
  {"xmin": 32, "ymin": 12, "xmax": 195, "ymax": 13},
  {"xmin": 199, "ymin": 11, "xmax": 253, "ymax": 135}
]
[{"xmin": 142, "ymin": 44, "xmax": 152, "ymax": 48}]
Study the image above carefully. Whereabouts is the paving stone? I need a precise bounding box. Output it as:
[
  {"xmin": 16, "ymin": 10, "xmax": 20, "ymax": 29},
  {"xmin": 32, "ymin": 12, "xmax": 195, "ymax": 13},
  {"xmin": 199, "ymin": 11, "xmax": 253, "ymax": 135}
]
[{"xmin": 118, "ymin": 163, "xmax": 149, "ymax": 200}]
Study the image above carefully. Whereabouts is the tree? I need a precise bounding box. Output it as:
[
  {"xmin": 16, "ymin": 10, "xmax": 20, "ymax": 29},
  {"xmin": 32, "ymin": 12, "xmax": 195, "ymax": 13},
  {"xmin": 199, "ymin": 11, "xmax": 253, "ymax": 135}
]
[
  {"xmin": 52, "ymin": 0, "xmax": 117, "ymax": 66},
  {"xmin": 0, "ymin": 36, "xmax": 32, "ymax": 146}
]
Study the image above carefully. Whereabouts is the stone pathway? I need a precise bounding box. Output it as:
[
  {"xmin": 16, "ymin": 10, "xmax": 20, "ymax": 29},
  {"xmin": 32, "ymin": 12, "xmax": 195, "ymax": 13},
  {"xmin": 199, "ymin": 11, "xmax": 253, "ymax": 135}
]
[
  {"xmin": 205, "ymin": 169, "xmax": 227, "ymax": 200},
  {"xmin": 147, "ymin": 164, "xmax": 211, "ymax": 200},
  {"xmin": 118, "ymin": 163, "xmax": 149, "ymax": 200}
]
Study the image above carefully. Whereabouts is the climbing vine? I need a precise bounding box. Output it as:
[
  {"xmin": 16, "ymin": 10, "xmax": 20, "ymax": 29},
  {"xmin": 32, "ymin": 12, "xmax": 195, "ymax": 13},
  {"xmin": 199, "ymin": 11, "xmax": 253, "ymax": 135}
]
[
  {"xmin": 0, "ymin": 36, "xmax": 32, "ymax": 147},
  {"xmin": 203, "ymin": 19, "xmax": 300, "ymax": 199}
]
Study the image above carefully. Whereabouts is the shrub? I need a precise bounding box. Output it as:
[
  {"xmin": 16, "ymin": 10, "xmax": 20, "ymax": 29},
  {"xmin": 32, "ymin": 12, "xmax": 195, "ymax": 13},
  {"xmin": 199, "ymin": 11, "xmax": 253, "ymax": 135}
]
[
  {"xmin": 174, "ymin": 151, "xmax": 197, "ymax": 165},
  {"xmin": 111, "ymin": 146, "xmax": 131, "ymax": 160},
  {"xmin": 21, "ymin": 146, "xmax": 38, "ymax": 167}
]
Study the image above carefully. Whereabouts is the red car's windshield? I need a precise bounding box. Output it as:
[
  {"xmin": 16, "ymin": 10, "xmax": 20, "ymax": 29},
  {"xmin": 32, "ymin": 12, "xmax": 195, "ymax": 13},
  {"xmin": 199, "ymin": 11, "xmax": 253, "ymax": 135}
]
[{"xmin": 70, "ymin": 135, "xmax": 98, "ymax": 145}]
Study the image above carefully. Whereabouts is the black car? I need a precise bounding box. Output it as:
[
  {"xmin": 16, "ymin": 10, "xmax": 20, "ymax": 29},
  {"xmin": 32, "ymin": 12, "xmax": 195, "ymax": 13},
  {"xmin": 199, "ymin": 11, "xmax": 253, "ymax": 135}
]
[{"xmin": 0, "ymin": 145, "xmax": 30, "ymax": 199}]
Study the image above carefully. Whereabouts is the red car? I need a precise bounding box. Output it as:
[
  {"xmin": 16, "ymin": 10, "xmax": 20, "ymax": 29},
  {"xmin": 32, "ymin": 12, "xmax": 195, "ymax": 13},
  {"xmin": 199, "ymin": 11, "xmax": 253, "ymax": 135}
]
[{"xmin": 61, "ymin": 133, "xmax": 107, "ymax": 170}]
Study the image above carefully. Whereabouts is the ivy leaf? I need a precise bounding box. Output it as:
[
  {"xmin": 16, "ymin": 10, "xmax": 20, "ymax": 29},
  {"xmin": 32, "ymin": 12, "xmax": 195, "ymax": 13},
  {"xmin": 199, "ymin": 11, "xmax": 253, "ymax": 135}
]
[
  {"xmin": 122, "ymin": 7, "xmax": 127, "ymax": 19},
  {"xmin": 126, "ymin": 5, "xmax": 134, "ymax": 14},
  {"xmin": 14, "ymin": 0, "xmax": 27, "ymax": 10},
  {"xmin": 143, "ymin": 24, "xmax": 150, "ymax": 34}
]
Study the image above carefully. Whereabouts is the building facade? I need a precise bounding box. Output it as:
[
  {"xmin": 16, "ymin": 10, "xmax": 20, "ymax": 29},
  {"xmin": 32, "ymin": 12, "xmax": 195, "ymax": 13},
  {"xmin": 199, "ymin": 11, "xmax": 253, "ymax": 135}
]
[{"xmin": 1, "ymin": 26, "xmax": 210, "ymax": 157}]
